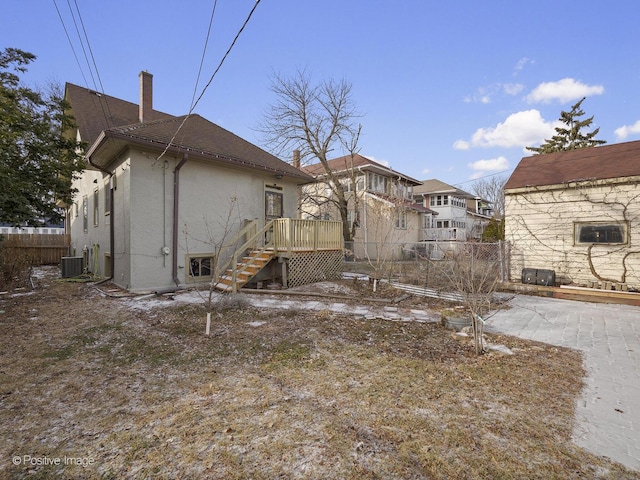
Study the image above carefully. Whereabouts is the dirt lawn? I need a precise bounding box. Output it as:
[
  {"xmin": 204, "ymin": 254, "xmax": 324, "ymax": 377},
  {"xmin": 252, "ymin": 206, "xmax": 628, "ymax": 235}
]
[{"xmin": 1, "ymin": 268, "xmax": 638, "ymax": 479}]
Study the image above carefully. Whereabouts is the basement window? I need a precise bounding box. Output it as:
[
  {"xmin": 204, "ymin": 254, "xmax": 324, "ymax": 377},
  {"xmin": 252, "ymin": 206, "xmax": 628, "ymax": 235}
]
[
  {"xmin": 574, "ymin": 222, "xmax": 628, "ymax": 245},
  {"xmin": 188, "ymin": 255, "xmax": 214, "ymax": 279}
]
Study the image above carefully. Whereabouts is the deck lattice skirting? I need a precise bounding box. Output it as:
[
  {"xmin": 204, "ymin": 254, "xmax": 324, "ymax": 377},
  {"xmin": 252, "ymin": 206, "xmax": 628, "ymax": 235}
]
[{"xmin": 287, "ymin": 250, "xmax": 343, "ymax": 287}]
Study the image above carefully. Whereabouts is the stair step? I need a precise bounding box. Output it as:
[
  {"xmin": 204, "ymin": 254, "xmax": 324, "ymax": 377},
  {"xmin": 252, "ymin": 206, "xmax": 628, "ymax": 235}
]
[
  {"xmin": 214, "ymin": 251, "xmax": 275, "ymax": 292},
  {"xmin": 240, "ymin": 257, "xmax": 271, "ymax": 265}
]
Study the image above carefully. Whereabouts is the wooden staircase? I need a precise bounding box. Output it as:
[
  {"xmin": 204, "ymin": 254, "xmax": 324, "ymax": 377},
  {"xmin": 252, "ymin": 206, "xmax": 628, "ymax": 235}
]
[{"xmin": 214, "ymin": 250, "xmax": 275, "ymax": 292}]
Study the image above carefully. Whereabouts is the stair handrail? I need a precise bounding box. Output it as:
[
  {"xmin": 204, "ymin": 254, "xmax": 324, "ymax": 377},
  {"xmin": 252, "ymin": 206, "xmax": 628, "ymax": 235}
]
[{"xmin": 212, "ymin": 219, "xmax": 274, "ymax": 292}]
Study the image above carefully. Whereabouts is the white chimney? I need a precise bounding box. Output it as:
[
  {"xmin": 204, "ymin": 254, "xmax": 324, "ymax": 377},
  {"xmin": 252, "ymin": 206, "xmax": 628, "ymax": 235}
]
[{"xmin": 139, "ymin": 71, "xmax": 153, "ymax": 123}]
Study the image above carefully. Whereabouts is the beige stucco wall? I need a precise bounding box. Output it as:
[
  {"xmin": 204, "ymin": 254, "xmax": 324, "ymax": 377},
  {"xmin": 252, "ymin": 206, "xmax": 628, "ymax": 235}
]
[
  {"xmin": 505, "ymin": 178, "xmax": 640, "ymax": 288},
  {"xmin": 68, "ymin": 166, "xmax": 112, "ymax": 276},
  {"xmin": 71, "ymin": 148, "xmax": 301, "ymax": 292},
  {"xmin": 353, "ymin": 194, "xmax": 422, "ymax": 261}
]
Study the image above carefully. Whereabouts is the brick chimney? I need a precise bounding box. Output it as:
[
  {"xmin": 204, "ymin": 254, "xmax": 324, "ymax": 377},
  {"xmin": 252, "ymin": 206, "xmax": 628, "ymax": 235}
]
[
  {"xmin": 139, "ymin": 71, "xmax": 153, "ymax": 123},
  {"xmin": 292, "ymin": 149, "xmax": 301, "ymax": 168}
]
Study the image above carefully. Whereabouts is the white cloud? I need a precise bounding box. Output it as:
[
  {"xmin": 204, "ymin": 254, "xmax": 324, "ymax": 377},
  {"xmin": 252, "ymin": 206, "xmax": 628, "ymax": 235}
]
[
  {"xmin": 614, "ymin": 120, "xmax": 640, "ymax": 140},
  {"xmin": 525, "ymin": 78, "xmax": 604, "ymax": 104},
  {"xmin": 464, "ymin": 86, "xmax": 491, "ymax": 104},
  {"xmin": 513, "ymin": 57, "xmax": 533, "ymax": 75},
  {"xmin": 465, "ymin": 82, "xmax": 523, "ymax": 104},
  {"xmin": 502, "ymin": 83, "xmax": 524, "ymax": 96},
  {"xmin": 468, "ymin": 156, "xmax": 509, "ymax": 175},
  {"xmin": 421, "ymin": 167, "xmax": 430, "ymax": 175},
  {"xmin": 467, "ymin": 109, "xmax": 557, "ymax": 149},
  {"xmin": 453, "ymin": 139, "xmax": 470, "ymax": 150}
]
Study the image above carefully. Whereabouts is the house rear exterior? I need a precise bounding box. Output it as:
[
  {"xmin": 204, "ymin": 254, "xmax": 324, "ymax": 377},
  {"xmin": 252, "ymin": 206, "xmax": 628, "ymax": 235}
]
[
  {"xmin": 412, "ymin": 179, "xmax": 494, "ymax": 242},
  {"xmin": 301, "ymin": 154, "xmax": 435, "ymax": 260},
  {"xmin": 505, "ymin": 140, "xmax": 640, "ymax": 289},
  {"xmin": 65, "ymin": 72, "xmax": 316, "ymax": 292}
]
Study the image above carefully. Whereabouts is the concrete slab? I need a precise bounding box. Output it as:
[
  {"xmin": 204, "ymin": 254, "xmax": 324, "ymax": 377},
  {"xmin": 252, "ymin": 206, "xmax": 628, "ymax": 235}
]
[{"xmin": 485, "ymin": 294, "xmax": 640, "ymax": 471}]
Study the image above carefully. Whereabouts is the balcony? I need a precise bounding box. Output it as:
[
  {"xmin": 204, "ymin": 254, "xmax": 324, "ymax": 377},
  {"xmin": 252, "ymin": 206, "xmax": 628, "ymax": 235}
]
[{"xmin": 421, "ymin": 228, "xmax": 468, "ymax": 242}]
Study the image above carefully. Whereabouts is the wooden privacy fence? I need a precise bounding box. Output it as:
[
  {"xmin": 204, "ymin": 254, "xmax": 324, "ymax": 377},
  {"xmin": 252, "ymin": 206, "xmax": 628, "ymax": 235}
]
[{"xmin": 0, "ymin": 234, "xmax": 70, "ymax": 265}]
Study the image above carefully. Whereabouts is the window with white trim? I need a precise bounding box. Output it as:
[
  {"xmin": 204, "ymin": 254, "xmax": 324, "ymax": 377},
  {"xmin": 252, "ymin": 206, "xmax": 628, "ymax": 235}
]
[
  {"xmin": 104, "ymin": 181, "xmax": 111, "ymax": 215},
  {"xmin": 396, "ymin": 211, "xmax": 407, "ymax": 229},
  {"xmin": 93, "ymin": 188, "xmax": 99, "ymax": 226},
  {"xmin": 82, "ymin": 196, "xmax": 88, "ymax": 233},
  {"xmin": 188, "ymin": 255, "xmax": 214, "ymax": 279}
]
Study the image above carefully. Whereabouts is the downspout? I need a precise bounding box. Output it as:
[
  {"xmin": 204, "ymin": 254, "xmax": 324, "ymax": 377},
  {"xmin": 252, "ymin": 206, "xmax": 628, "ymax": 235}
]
[{"xmin": 172, "ymin": 153, "xmax": 188, "ymax": 287}]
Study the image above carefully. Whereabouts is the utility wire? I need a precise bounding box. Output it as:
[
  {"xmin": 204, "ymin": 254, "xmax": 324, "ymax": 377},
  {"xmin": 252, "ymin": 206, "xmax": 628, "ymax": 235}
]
[
  {"xmin": 54, "ymin": 0, "xmax": 111, "ymax": 128},
  {"xmin": 157, "ymin": 0, "xmax": 262, "ymax": 162},
  {"xmin": 52, "ymin": 0, "xmax": 89, "ymax": 88},
  {"xmin": 190, "ymin": 0, "xmax": 219, "ymax": 111},
  {"xmin": 190, "ymin": 0, "xmax": 261, "ymax": 114},
  {"xmin": 454, "ymin": 169, "xmax": 510, "ymax": 187},
  {"xmin": 73, "ymin": 0, "xmax": 113, "ymax": 124},
  {"xmin": 65, "ymin": 0, "xmax": 98, "ymax": 91}
]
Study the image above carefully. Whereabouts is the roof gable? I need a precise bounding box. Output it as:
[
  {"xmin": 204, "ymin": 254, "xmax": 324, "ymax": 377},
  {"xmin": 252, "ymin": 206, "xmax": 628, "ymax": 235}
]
[
  {"xmin": 302, "ymin": 154, "xmax": 421, "ymax": 185},
  {"xmin": 65, "ymin": 82, "xmax": 172, "ymax": 146},
  {"xmin": 413, "ymin": 179, "xmax": 473, "ymax": 198},
  {"xmin": 65, "ymin": 81, "xmax": 311, "ymax": 181},
  {"xmin": 506, "ymin": 140, "xmax": 640, "ymax": 190}
]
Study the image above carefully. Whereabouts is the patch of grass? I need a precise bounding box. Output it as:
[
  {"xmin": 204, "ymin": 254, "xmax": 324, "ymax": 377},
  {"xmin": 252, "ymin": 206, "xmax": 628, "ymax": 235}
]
[
  {"xmin": 269, "ymin": 339, "xmax": 312, "ymax": 365},
  {"xmin": 1, "ymin": 279, "xmax": 638, "ymax": 479}
]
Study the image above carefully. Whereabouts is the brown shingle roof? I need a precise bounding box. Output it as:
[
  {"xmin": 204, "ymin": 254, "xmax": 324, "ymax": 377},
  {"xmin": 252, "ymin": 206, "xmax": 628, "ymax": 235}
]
[
  {"xmin": 65, "ymin": 83, "xmax": 172, "ymax": 146},
  {"xmin": 505, "ymin": 140, "xmax": 640, "ymax": 190},
  {"xmin": 302, "ymin": 154, "xmax": 421, "ymax": 185},
  {"xmin": 97, "ymin": 115, "xmax": 311, "ymax": 179},
  {"xmin": 65, "ymin": 82, "xmax": 311, "ymax": 181}
]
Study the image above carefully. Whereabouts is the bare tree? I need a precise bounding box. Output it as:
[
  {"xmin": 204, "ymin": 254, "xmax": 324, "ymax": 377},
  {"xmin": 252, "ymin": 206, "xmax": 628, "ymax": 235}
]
[
  {"xmin": 259, "ymin": 69, "xmax": 362, "ymax": 242},
  {"xmin": 472, "ymin": 175, "xmax": 507, "ymax": 218},
  {"xmin": 435, "ymin": 244, "xmax": 501, "ymax": 354},
  {"xmin": 183, "ymin": 196, "xmax": 244, "ymax": 314}
]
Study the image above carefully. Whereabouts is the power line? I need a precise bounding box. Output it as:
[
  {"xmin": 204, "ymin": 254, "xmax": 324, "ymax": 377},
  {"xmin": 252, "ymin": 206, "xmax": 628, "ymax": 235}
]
[
  {"xmin": 454, "ymin": 169, "xmax": 511, "ymax": 187},
  {"xmin": 53, "ymin": 0, "xmax": 111, "ymax": 127},
  {"xmin": 190, "ymin": 0, "xmax": 262, "ymax": 115},
  {"xmin": 52, "ymin": 0, "xmax": 89, "ymax": 87},
  {"xmin": 190, "ymin": 0, "xmax": 219, "ymax": 111},
  {"xmin": 72, "ymin": 0, "xmax": 113, "ymax": 125},
  {"xmin": 65, "ymin": 0, "xmax": 98, "ymax": 92},
  {"xmin": 157, "ymin": 0, "xmax": 262, "ymax": 162}
]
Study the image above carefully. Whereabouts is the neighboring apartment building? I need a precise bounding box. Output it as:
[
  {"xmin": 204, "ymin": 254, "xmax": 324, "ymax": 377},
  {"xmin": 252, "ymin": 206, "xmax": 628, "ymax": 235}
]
[
  {"xmin": 413, "ymin": 179, "xmax": 493, "ymax": 241},
  {"xmin": 301, "ymin": 154, "xmax": 437, "ymax": 260}
]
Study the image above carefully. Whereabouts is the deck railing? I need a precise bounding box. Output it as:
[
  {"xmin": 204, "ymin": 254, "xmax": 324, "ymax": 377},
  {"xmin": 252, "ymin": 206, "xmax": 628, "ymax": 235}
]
[
  {"xmin": 421, "ymin": 228, "xmax": 468, "ymax": 242},
  {"xmin": 272, "ymin": 218, "xmax": 343, "ymax": 253},
  {"xmin": 215, "ymin": 218, "xmax": 343, "ymax": 292}
]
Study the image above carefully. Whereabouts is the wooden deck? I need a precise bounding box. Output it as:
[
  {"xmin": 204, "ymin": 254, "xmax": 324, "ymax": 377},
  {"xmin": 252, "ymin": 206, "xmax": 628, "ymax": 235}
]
[
  {"xmin": 500, "ymin": 282, "xmax": 640, "ymax": 307},
  {"xmin": 215, "ymin": 218, "xmax": 343, "ymax": 292}
]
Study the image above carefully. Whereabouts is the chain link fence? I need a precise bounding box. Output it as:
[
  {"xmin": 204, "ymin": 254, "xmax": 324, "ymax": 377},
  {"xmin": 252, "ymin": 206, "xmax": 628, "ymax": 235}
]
[{"xmin": 343, "ymin": 240, "xmax": 510, "ymax": 290}]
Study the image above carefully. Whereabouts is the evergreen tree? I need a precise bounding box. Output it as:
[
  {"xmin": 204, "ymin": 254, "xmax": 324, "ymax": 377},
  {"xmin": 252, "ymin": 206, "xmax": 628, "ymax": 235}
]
[
  {"xmin": 0, "ymin": 48, "xmax": 85, "ymax": 226},
  {"xmin": 527, "ymin": 97, "xmax": 606, "ymax": 154}
]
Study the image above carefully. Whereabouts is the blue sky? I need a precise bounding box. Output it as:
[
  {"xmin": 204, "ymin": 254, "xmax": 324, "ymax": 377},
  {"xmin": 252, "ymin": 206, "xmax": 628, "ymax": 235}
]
[{"xmin": 4, "ymin": 1, "xmax": 640, "ymax": 188}]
